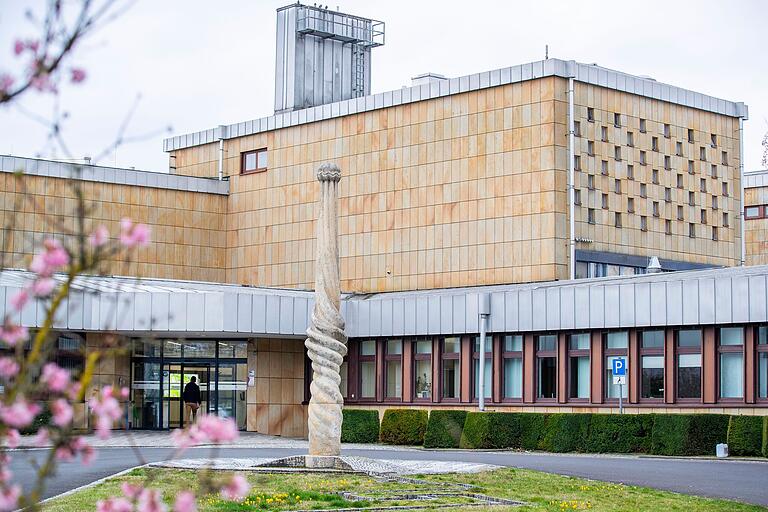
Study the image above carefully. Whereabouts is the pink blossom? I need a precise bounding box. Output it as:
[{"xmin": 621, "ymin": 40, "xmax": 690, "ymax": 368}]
[
  {"xmin": 41, "ymin": 362, "xmax": 71, "ymax": 393},
  {"xmin": 30, "ymin": 277, "xmax": 55, "ymax": 296},
  {"xmin": 0, "ymin": 467, "xmax": 12, "ymax": 484},
  {"xmin": 32, "ymin": 428, "xmax": 50, "ymax": 447},
  {"xmin": 51, "ymin": 398, "xmax": 73, "ymax": 427},
  {"xmin": 26, "ymin": 40, "xmax": 39, "ymax": 53},
  {"xmin": 5, "ymin": 430, "xmax": 19, "ymax": 449},
  {"xmin": 138, "ymin": 489, "xmax": 167, "ymax": 512},
  {"xmin": 0, "ymin": 484, "xmax": 20, "ymax": 512},
  {"xmin": 121, "ymin": 482, "xmax": 144, "ymax": 500},
  {"xmin": 0, "ymin": 358, "xmax": 19, "ymax": 380},
  {"xmin": 220, "ymin": 474, "xmax": 250, "ymax": 501},
  {"xmin": 29, "ymin": 239, "xmax": 69, "ymax": 277},
  {"xmin": 119, "ymin": 218, "xmax": 151, "ymax": 248},
  {"xmin": 197, "ymin": 415, "xmax": 239, "ymax": 443},
  {"xmin": 0, "ymin": 323, "xmax": 28, "ymax": 347},
  {"xmin": 67, "ymin": 382, "xmax": 82, "ymax": 401},
  {"xmin": 12, "ymin": 40, "xmax": 24, "ymax": 56},
  {"xmin": 70, "ymin": 68, "xmax": 86, "ymax": 83},
  {"xmin": 97, "ymin": 497, "xmax": 132, "ymax": 512},
  {"xmin": 56, "ymin": 436, "xmax": 94, "ymax": 464},
  {"xmin": 89, "ymin": 225, "xmax": 109, "ymax": 247},
  {"xmin": 29, "ymin": 72, "xmax": 55, "ymax": 93},
  {"xmin": 0, "ymin": 74, "xmax": 13, "ymax": 95},
  {"xmin": 88, "ymin": 386, "xmax": 123, "ymax": 439},
  {"xmin": 173, "ymin": 491, "xmax": 196, "ymax": 512},
  {"xmin": 0, "ymin": 399, "xmax": 39, "ymax": 429},
  {"xmin": 9, "ymin": 289, "xmax": 28, "ymax": 312}
]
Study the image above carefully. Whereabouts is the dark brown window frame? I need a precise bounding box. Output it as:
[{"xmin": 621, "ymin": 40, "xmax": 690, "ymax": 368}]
[
  {"xmin": 716, "ymin": 327, "xmax": 745, "ymax": 403},
  {"xmin": 757, "ymin": 327, "xmax": 768, "ymax": 403},
  {"xmin": 357, "ymin": 339, "xmax": 377, "ymax": 399},
  {"xmin": 745, "ymin": 205, "xmax": 767, "ymax": 220},
  {"xmin": 383, "ymin": 338, "xmax": 403, "ymax": 402},
  {"xmin": 639, "ymin": 330, "xmax": 665, "ymax": 402},
  {"xmin": 675, "ymin": 329, "xmax": 703, "ymax": 403},
  {"xmin": 240, "ymin": 148, "xmax": 268, "ymax": 174},
  {"xmin": 412, "ymin": 337, "xmax": 434, "ymax": 402},
  {"xmin": 535, "ymin": 334, "xmax": 558, "ymax": 402},
  {"xmin": 471, "ymin": 336, "xmax": 493, "ymax": 401},
  {"xmin": 439, "ymin": 336, "xmax": 461, "ymax": 402},
  {"xmin": 501, "ymin": 334, "xmax": 523, "ymax": 403},
  {"xmin": 603, "ymin": 331, "xmax": 629, "ymax": 403},
  {"xmin": 567, "ymin": 333, "xmax": 590, "ymax": 402}
]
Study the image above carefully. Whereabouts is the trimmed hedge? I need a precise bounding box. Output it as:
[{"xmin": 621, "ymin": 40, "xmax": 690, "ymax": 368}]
[
  {"xmin": 20, "ymin": 409, "xmax": 51, "ymax": 435},
  {"xmin": 519, "ymin": 413, "xmax": 549, "ymax": 451},
  {"xmin": 460, "ymin": 412, "xmax": 522, "ymax": 449},
  {"xmin": 727, "ymin": 416, "xmax": 764, "ymax": 456},
  {"xmin": 539, "ymin": 414, "xmax": 591, "ymax": 453},
  {"xmin": 380, "ymin": 409, "xmax": 428, "ymax": 445},
  {"xmin": 423, "ymin": 410, "xmax": 468, "ymax": 448},
  {"xmin": 651, "ymin": 414, "xmax": 729, "ymax": 456},
  {"xmin": 341, "ymin": 409, "xmax": 380, "ymax": 444},
  {"xmin": 585, "ymin": 414, "xmax": 654, "ymax": 454},
  {"xmin": 763, "ymin": 417, "xmax": 768, "ymax": 458}
]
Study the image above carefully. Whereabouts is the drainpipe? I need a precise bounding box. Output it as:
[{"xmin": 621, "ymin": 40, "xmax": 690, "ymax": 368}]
[
  {"xmin": 478, "ymin": 292, "xmax": 491, "ymax": 411},
  {"xmin": 737, "ymin": 105, "xmax": 747, "ymax": 266},
  {"xmin": 217, "ymin": 125, "xmax": 227, "ymax": 181},
  {"xmin": 567, "ymin": 62, "xmax": 576, "ymax": 280}
]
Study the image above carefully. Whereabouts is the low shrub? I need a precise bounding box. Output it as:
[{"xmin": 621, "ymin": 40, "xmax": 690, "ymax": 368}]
[
  {"xmin": 380, "ymin": 409, "xmax": 428, "ymax": 445},
  {"xmin": 423, "ymin": 410, "xmax": 468, "ymax": 448},
  {"xmin": 763, "ymin": 417, "xmax": 768, "ymax": 458},
  {"xmin": 651, "ymin": 414, "xmax": 729, "ymax": 456},
  {"xmin": 341, "ymin": 409, "xmax": 379, "ymax": 444},
  {"xmin": 459, "ymin": 412, "xmax": 521, "ymax": 449},
  {"xmin": 519, "ymin": 413, "xmax": 549, "ymax": 451},
  {"xmin": 585, "ymin": 414, "xmax": 653, "ymax": 453},
  {"xmin": 539, "ymin": 414, "xmax": 592, "ymax": 452},
  {"xmin": 727, "ymin": 416, "xmax": 764, "ymax": 456},
  {"xmin": 20, "ymin": 408, "xmax": 51, "ymax": 435}
]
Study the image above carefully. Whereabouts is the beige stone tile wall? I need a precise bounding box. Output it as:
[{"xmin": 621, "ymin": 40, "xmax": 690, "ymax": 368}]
[
  {"xmin": 0, "ymin": 173, "xmax": 228, "ymax": 282},
  {"xmin": 173, "ymin": 77, "xmax": 567, "ymax": 292},
  {"xmin": 572, "ymin": 82, "xmax": 740, "ymax": 266},
  {"xmin": 247, "ymin": 338, "xmax": 307, "ymax": 438},
  {"xmin": 745, "ymin": 186, "xmax": 768, "ymax": 265}
]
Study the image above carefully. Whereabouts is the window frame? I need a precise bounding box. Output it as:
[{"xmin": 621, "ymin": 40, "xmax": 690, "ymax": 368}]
[
  {"xmin": 717, "ymin": 327, "xmax": 744, "ymax": 402},
  {"xmin": 471, "ymin": 336, "xmax": 493, "ymax": 401},
  {"xmin": 757, "ymin": 326, "xmax": 768, "ymax": 402},
  {"xmin": 383, "ymin": 339, "xmax": 403, "ymax": 401},
  {"xmin": 639, "ymin": 330, "xmax": 665, "ymax": 402},
  {"xmin": 501, "ymin": 335, "xmax": 524, "ymax": 402},
  {"xmin": 439, "ymin": 337, "xmax": 461, "ymax": 402},
  {"xmin": 675, "ymin": 329, "xmax": 703, "ymax": 402},
  {"xmin": 240, "ymin": 148, "xmax": 268, "ymax": 174},
  {"xmin": 412, "ymin": 337, "xmax": 434, "ymax": 402},
  {"xmin": 357, "ymin": 339, "xmax": 377, "ymax": 400},
  {"xmin": 535, "ymin": 334, "xmax": 558, "ymax": 401},
  {"xmin": 567, "ymin": 333, "xmax": 591, "ymax": 402},
  {"xmin": 603, "ymin": 331, "xmax": 629, "ymax": 402}
]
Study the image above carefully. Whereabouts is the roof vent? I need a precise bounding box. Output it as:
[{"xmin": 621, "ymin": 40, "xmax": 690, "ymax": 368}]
[
  {"xmin": 647, "ymin": 256, "xmax": 662, "ymax": 274},
  {"xmin": 411, "ymin": 72, "xmax": 447, "ymax": 87}
]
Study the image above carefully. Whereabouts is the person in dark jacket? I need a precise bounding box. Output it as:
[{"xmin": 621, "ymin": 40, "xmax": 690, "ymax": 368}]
[{"xmin": 182, "ymin": 376, "xmax": 201, "ymax": 423}]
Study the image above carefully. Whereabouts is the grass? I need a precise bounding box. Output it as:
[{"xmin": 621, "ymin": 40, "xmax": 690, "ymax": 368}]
[{"xmin": 42, "ymin": 467, "xmax": 765, "ymax": 512}]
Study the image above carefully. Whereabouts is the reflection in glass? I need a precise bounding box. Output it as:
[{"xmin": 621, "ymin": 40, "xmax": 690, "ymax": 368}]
[
  {"xmin": 569, "ymin": 356, "xmax": 590, "ymax": 399},
  {"xmin": 641, "ymin": 355, "xmax": 664, "ymax": 399},
  {"xmin": 414, "ymin": 359, "xmax": 432, "ymax": 399},
  {"xmin": 360, "ymin": 361, "xmax": 375, "ymax": 398},
  {"xmin": 504, "ymin": 357, "xmax": 522, "ymax": 399},
  {"xmin": 442, "ymin": 359, "xmax": 460, "ymax": 399},
  {"xmin": 678, "ymin": 354, "xmax": 702, "ymax": 399},
  {"xmin": 719, "ymin": 352, "xmax": 743, "ymax": 399},
  {"xmin": 537, "ymin": 357, "xmax": 556, "ymax": 399}
]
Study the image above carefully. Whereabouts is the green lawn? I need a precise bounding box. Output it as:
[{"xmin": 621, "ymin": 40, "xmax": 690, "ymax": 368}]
[{"xmin": 43, "ymin": 467, "xmax": 765, "ymax": 512}]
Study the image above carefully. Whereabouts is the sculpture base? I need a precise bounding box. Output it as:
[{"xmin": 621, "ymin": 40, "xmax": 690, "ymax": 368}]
[{"xmin": 254, "ymin": 455, "xmax": 355, "ymax": 472}]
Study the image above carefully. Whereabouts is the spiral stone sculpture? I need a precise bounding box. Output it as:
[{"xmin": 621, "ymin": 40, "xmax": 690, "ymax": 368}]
[{"xmin": 305, "ymin": 162, "xmax": 347, "ymax": 458}]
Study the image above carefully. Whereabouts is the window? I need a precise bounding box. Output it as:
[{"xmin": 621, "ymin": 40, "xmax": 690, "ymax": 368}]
[
  {"xmin": 652, "ymin": 169, "xmax": 659, "ymax": 184},
  {"xmin": 639, "ymin": 118, "xmax": 647, "ymax": 133},
  {"xmin": 700, "ymin": 178, "xmax": 707, "ymax": 192},
  {"xmin": 677, "ymin": 205, "xmax": 684, "ymax": 220},
  {"xmin": 627, "ymin": 132, "xmax": 634, "ymax": 147},
  {"xmin": 627, "ymin": 197, "xmax": 635, "ymax": 213},
  {"xmin": 700, "ymin": 209, "xmax": 707, "ymax": 224},
  {"xmin": 605, "ymin": 332, "xmax": 628, "ymax": 399},
  {"xmin": 712, "ymin": 195, "xmax": 718, "ymax": 210},
  {"xmin": 587, "ymin": 141, "xmax": 595, "ymax": 156},
  {"xmin": 588, "ymin": 174, "xmax": 595, "ymax": 190},
  {"xmin": 664, "ymin": 187, "xmax": 671, "ymax": 202},
  {"xmin": 537, "ymin": 335, "xmax": 557, "ymax": 399},
  {"xmin": 614, "ymin": 146, "xmax": 621, "ymax": 161},
  {"xmin": 665, "ymin": 219, "xmax": 672, "ymax": 235},
  {"xmin": 441, "ymin": 337, "xmax": 461, "ymax": 399},
  {"xmin": 574, "ymin": 155, "xmax": 581, "ymax": 171},
  {"xmin": 652, "ymin": 137, "xmax": 659, "ymax": 151},
  {"xmin": 700, "ymin": 146, "xmax": 707, "ymax": 161},
  {"xmin": 639, "ymin": 151, "xmax": 646, "ymax": 165},
  {"xmin": 745, "ymin": 206, "xmax": 761, "ymax": 219},
  {"xmin": 758, "ymin": 327, "xmax": 768, "ymax": 400},
  {"xmin": 413, "ymin": 339, "xmax": 432, "ymax": 399},
  {"xmin": 675, "ymin": 141, "xmax": 683, "ymax": 156},
  {"xmin": 687, "ymin": 128, "xmax": 694, "ymax": 143},
  {"xmin": 722, "ymin": 182, "xmax": 729, "ymax": 196},
  {"xmin": 721, "ymin": 151, "xmax": 728, "ymax": 166},
  {"xmin": 718, "ymin": 327, "xmax": 743, "ymax": 399},
  {"xmin": 587, "ymin": 107, "xmax": 594, "ymax": 122},
  {"xmin": 712, "ymin": 226, "xmax": 719, "ymax": 241},
  {"xmin": 640, "ymin": 330, "xmax": 665, "ymax": 399},
  {"xmin": 472, "ymin": 336, "xmax": 492, "ymax": 400},
  {"xmin": 568, "ymin": 334, "xmax": 590, "ymax": 400},
  {"xmin": 640, "ymin": 183, "xmax": 647, "ymax": 198},
  {"xmin": 588, "ymin": 208, "xmax": 595, "ymax": 224},
  {"xmin": 241, "ymin": 148, "xmax": 268, "ymax": 174},
  {"xmin": 601, "ymin": 126, "xmax": 608, "ymax": 142},
  {"xmin": 710, "ymin": 164, "xmax": 718, "ymax": 178},
  {"xmin": 359, "ymin": 340, "xmax": 377, "ymax": 398},
  {"xmin": 574, "ymin": 121, "xmax": 581, "ymax": 137},
  {"xmin": 503, "ymin": 335, "xmax": 523, "ymax": 399},
  {"xmin": 574, "ymin": 189, "xmax": 582, "ymax": 205},
  {"xmin": 614, "ymin": 113, "xmax": 621, "ymax": 127},
  {"xmin": 601, "ymin": 160, "xmax": 608, "ymax": 175},
  {"xmin": 688, "ymin": 223, "xmax": 696, "ymax": 238},
  {"xmin": 640, "ymin": 215, "xmax": 647, "ymax": 231},
  {"xmin": 614, "ymin": 212, "xmax": 622, "ymax": 228},
  {"xmin": 663, "ymin": 123, "xmax": 670, "ymax": 138},
  {"xmin": 627, "ymin": 164, "xmax": 634, "ymax": 180},
  {"xmin": 652, "ymin": 201, "xmax": 660, "ymax": 217},
  {"xmin": 602, "ymin": 193, "xmax": 608, "ymax": 209},
  {"xmin": 723, "ymin": 212, "xmax": 729, "ymax": 227},
  {"xmin": 677, "ymin": 329, "xmax": 702, "ymax": 399},
  {"xmin": 664, "ymin": 156, "xmax": 671, "ymax": 170},
  {"xmin": 385, "ymin": 339, "xmax": 403, "ymax": 399},
  {"xmin": 688, "ymin": 191, "xmax": 695, "ymax": 206},
  {"xmin": 614, "ymin": 179, "xmax": 621, "ymax": 194},
  {"xmin": 710, "ymin": 133, "xmax": 717, "ymax": 148},
  {"xmin": 688, "ymin": 160, "xmax": 694, "ymax": 174},
  {"xmin": 676, "ymin": 174, "xmax": 683, "ymax": 188}
]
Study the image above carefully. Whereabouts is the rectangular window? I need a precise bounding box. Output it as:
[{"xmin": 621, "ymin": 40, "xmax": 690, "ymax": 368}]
[
  {"xmin": 639, "ymin": 118, "xmax": 647, "ymax": 133},
  {"xmin": 614, "ymin": 179, "xmax": 621, "ymax": 194},
  {"xmin": 472, "ymin": 337, "xmax": 492, "ymax": 399},
  {"xmin": 688, "ymin": 160, "xmax": 694, "ymax": 174},
  {"xmin": 503, "ymin": 335, "xmax": 523, "ymax": 399},
  {"xmin": 700, "ymin": 146, "xmax": 707, "ymax": 161},
  {"xmin": 601, "ymin": 193, "xmax": 608, "ymax": 209},
  {"xmin": 689, "ymin": 223, "xmax": 696, "ymax": 238},
  {"xmin": 652, "ymin": 137, "xmax": 659, "ymax": 151},
  {"xmin": 712, "ymin": 226, "xmax": 719, "ymax": 241},
  {"xmin": 710, "ymin": 133, "xmax": 717, "ymax": 147},
  {"xmin": 712, "ymin": 196, "xmax": 718, "ymax": 210},
  {"xmin": 722, "ymin": 151, "xmax": 728, "ymax": 166},
  {"xmin": 759, "ymin": 327, "xmax": 768, "ymax": 399},
  {"xmin": 722, "ymin": 182, "xmax": 729, "ymax": 196},
  {"xmin": 587, "ymin": 141, "xmax": 595, "ymax": 156},
  {"xmin": 677, "ymin": 205, "xmax": 684, "ymax": 221},
  {"xmin": 745, "ymin": 206, "xmax": 761, "ymax": 219},
  {"xmin": 441, "ymin": 337, "xmax": 460, "ymax": 399},
  {"xmin": 700, "ymin": 178, "xmax": 707, "ymax": 192},
  {"xmin": 723, "ymin": 212, "xmax": 729, "ymax": 227},
  {"xmin": 677, "ymin": 174, "xmax": 683, "ymax": 188},
  {"xmin": 574, "ymin": 189, "xmax": 582, "ymax": 205},
  {"xmin": 627, "ymin": 164, "xmax": 634, "ymax": 180},
  {"xmin": 568, "ymin": 334, "xmax": 590, "ymax": 400},
  {"xmin": 665, "ymin": 219, "xmax": 672, "ymax": 235},
  {"xmin": 640, "ymin": 215, "xmax": 648, "ymax": 231},
  {"xmin": 385, "ymin": 339, "xmax": 403, "ymax": 399},
  {"xmin": 574, "ymin": 121, "xmax": 581, "ymax": 137},
  {"xmin": 588, "ymin": 208, "xmax": 595, "ymax": 224},
  {"xmin": 414, "ymin": 339, "xmax": 432, "ymax": 400},
  {"xmin": 701, "ymin": 209, "xmax": 707, "ymax": 224},
  {"xmin": 601, "ymin": 126, "xmax": 608, "ymax": 142},
  {"xmin": 359, "ymin": 340, "xmax": 376, "ymax": 398},
  {"xmin": 614, "ymin": 113, "xmax": 621, "ymax": 127},
  {"xmin": 605, "ymin": 332, "xmax": 628, "ymax": 399},
  {"xmin": 652, "ymin": 201, "xmax": 660, "ymax": 217},
  {"xmin": 614, "ymin": 146, "xmax": 621, "ymax": 161},
  {"xmin": 640, "ymin": 151, "xmax": 646, "ymax": 165},
  {"xmin": 719, "ymin": 328, "xmax": 743, "ymax": 399},
  {"xmin": 627, "ymin": 197, "xmax": 635, "ymax": 213},
  {"xmin": 614, "ymin": 212, "xmax": 622, "ymax": 228},
  {"xmin": 537, "ymin": 335, "xmax": 557, "ymax": 399},
  {"xmin": 627, "ymin": 132, "xmax": 634, "ymax": 147},
  {"xmin": 664, "ymin": 187, "xmax": 671, "ymax": 202},
  {"xmin": 587, "ymin": 107, "xmax": 594, "ymax": 122},
  {"xmin": 574, "ymin": 155, "xmax": 581, "ymax": 171},
  {"xmin": 640, "ymin": 330, "xmax": 665, "ymax": 400},
  {"xmin": 241, "ymin": 148, "xmax": 268, "ymax": 174},
  {"xmin": 689, "ymin": 191, "xmax": 695, "ymax": 206},
  {"xmin": 711, "ymin": 164, "xmax": 718, "ymax": 178},
  {"xmin": 601, "ymin": 160, "xmax": 608, "ymax": 175},
  {"xmin": 677, "ymin": 329, "xmax": 702, "ymax": 399},
  {"xmin": 640, "ymin": 183, "xmax": 647, "ymax": 198},
  {"xmin": 664, "ymin": 155, "xmax": 671, "ymax": 170},
  {"xmin": 687, "ymin": 128, "xmax": 694, "ymax": 143},
  {"xmin": 652, "ymin": 169, "xmax": 659, "ymax": 184},
  {"xmin": 663, "ymin": 123, "xmax": 670, "ymax": 138},
  {"xmin": 675, "ymin": 141, "xmax": 683, "ymax": 156}
]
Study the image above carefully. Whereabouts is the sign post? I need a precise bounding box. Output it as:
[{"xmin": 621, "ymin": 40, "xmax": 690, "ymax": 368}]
[{"xmin": 612, "ymin": 358, "xmax": 627, "ymax": 414}]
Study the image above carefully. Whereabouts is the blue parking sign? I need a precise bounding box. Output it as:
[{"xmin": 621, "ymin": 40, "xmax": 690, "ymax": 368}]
[{"xmin": 612, "ymin": 358, "xmax": 626, "ymax": 376}]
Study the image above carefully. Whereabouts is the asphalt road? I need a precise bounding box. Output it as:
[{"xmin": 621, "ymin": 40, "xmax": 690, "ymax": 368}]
[{"xmin": 12, "ymin": 446, "xmax": 768, "ymax": 507}]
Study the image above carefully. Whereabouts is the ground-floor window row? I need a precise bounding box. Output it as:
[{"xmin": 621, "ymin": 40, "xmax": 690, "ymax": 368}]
[{"xmin": 340, "ymin": 326, "xmax": 768, "ymax": 406}]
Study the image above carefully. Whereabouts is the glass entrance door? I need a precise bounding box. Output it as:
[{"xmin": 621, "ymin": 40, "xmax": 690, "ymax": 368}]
[{"xmin": 162, "ymin": 363, "xmax": 211, "ymax": 429}]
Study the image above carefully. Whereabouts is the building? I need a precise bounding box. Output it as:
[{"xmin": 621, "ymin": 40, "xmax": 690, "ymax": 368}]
[
  {"xmin": 1, "ymin": 4, "xmax": 765, "ymax": 437},
  {"xmin": 744, "ymin": 169, "xmax": 768, "ymax": 266}
]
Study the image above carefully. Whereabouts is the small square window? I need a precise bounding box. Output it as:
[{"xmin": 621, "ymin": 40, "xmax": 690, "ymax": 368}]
[
  {"xmin": 677, "ymin": 205, "xmax": 684, "ymax": 220},
  {"xmin": 640, "ymin": 151, "xmax": 647, "ymax": 165},
  {"xmin": 710, "ymin": 164, "xmax": 717, "ymax": 178},
  {"xmin": 700, "ymin": 209, "xmax": 707, "ymax": 224},
  {"xmin": 627, "ymin": 197, "xmax": 635, "ymax": 213},
  {"xmin": 588, "ymin": 175, "xmax": 595, "ymax": 190},
  {"xmin": 688, "ymin": 191, "xmax": 695, "ymax": 206},
  {"xmin": 664, "ymin": 124, "xmax": 671, "ymax": 138},
  {"xmin": 745, "ymin": 206, "xmax": 762, "ymax": 219},
  {"xmin": 652, "ymin": 201, "xmax": 660, "ymax": 217},
  {"xmin": 712, "ymin": 196, "xmax": 719, "ymax": 210},
  {"xmin": 614, "ymin": 146, "xmax": 621, "ymax": 161},
  {"xmin": 710, "ymin": 134, "xmax": 717, "ymax": 148},
  {"xmin": 712, "ymin": 226, "xmax": 718, "ymax": 241},
  {"xmin": 687, "ymin": 128, "xmax": 694, "ymax": 143},
  {"xmin": 601, "ymin": 126, "xmax": 608, "ymax": 142},
  {"xmin": 664, "ymin": 187, "xmax": 671, "ymax": 202},
  {"xmin": 689, "ymin": 223, "xmax": 696, "ymax": 238},
  {"xmin": 588, "ymin": 208, "xmax": 596, "ymax": 224},
  {"xmin": 614, "ymin": 178, "xmax": 621, "ymax": 194},
  {"xmin": 587, "ymin": 141, "xmax": 595, "ymax": 156},
  {"xmin": 677, "ymin": 174, "xmax": 683, "ymax": 188},
  {"xmin": 639, "ymin": 118, "xmax": 647, "ymax": 133},
  {"xmin": 602, "ymin": 193, "xmax": 609, "ymax": 209},
  {"xmin": 615, "ymin": 212, "xmax": 622, "ymax": 228},
  {"xmin": 241, "ymin": 148, "xmax": 268, "ymax": 174},
  {"xmin": 574, "ymin": 121, "xmax": 581, "ymax": 137},
  {"xmin": 640, "ymin": 183, "xmax": 647, "ymax": 198},
  {"xmin": 665, "ymin": 219, "xmax": 672, "ymax": 235},
  {"xmin": 700, "ymin": 146, "xmax": 707, "ymax": 161},
  {"xmin": 652, "ymin": 169, "xmax": 659, "ymax": 184},
  {"xmin": 723, "ymin": 212, "xmax": 729, "ymax": 227},
  {"xmin": 688, "ymin": 160, "xmax": 694, "ymax": 174},
  {"xmin": 721, "ymin": 151, "xmax": 728, "ymax": 166},
  {"xmin": 587, "ymin": 107, "xmax": 594, "ymax": 122},
  {"xmin": 664, "ymin": 155, "xmax": 671, "ymax": 170},
  {"xmin": 700, "ymin": 178, "xmax": 707, "ymax": 192},
  {"xmin": 574, "ymin": 155, "xmax": 582, "ymax": 171},
  {"xmin": 614, "ymin": 113, "xmax": 621, "ymax": 127},
  {"xmin": 640, "ymin": 215, "xmax": 648, "ymax": 231},
  {"xmin": 601, "ymin": 160, "xmax": 608, "ymax": 175},
  {"xmin": 652, "ymin": 137, "xmax": 659, "ymax": 151},
  {"xmin": 722, "ymin": 182, "xmax": 729, "ymax": 196},
  {"xmin": 574, "ymin": 189, "xmax": 582, "ymax": 205},
  {"xmin": 627, "ymin": 164, "xmax": 634, "ymax": 180},
  {"xmin": 627, "ymin": 132, "xmax": 634, "ymax": 147},
  {"xmin": 676, "ymin": 141, "xmax": 683, "ymax": 156}
]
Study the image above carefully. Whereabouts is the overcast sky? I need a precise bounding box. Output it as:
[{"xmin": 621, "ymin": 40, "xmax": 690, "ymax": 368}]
[{"xmin": 0, "ymin": 0, "xmax": 766, "ymax": 172}]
